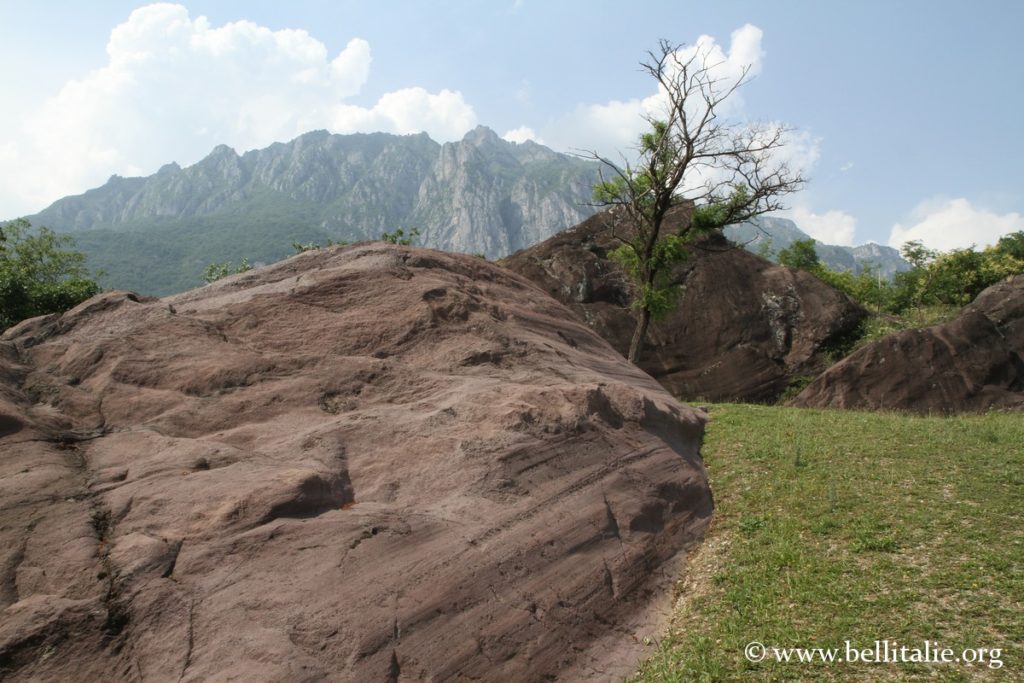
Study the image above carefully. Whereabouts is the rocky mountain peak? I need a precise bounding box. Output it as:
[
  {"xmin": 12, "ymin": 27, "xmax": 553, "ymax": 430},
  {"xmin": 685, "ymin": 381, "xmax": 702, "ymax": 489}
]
[
  {"xmin": 207, "ymin": 143, "xmax": 238, "ymax": 158},
  {"xmin": 461, "ymin": 125, "xmax": 503, "ymax": 147}
]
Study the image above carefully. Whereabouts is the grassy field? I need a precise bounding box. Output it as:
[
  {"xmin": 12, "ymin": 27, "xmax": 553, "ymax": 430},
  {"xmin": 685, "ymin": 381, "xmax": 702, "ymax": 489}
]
[{"xmin": 635, "ymin": 404, "xmax": 1023, "ymax": 682}]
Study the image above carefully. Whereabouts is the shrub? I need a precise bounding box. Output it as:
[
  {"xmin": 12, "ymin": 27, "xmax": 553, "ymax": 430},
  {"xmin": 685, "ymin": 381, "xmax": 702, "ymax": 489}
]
[
  {"xmin": 1, "ymin": 219, "xmax": 101, "ymax": 330},
  {"xmin": 202, "ymin": 257, "xmax": 251, "ymax": 284},
  {"xmin": 381, "ymin": 228, "xmax": 420, "ymax": 245}
]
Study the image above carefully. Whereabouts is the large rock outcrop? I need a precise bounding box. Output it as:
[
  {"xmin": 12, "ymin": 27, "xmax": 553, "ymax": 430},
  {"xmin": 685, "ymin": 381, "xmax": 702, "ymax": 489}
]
[
  {"xmin": 791, "ymin": 275, "xmax": 1024, "ymax": 413},
  {"xmin": 502, "ymin": 208, "xmax": 867, "ymax": 403},
  {"xmin": 0, "ymin": 243, "xmax": 711, "ymax": 681}
]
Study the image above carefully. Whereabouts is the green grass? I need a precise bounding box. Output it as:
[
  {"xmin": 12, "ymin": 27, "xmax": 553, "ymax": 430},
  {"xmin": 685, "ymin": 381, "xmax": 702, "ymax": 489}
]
[{"xmin": 635, "ymin": 403, "xmax": 1023, "ymax": 682}]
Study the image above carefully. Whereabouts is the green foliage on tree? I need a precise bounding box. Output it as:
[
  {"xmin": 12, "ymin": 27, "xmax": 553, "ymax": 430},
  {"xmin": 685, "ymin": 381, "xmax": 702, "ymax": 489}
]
[
  {"xmin": 606, "ymin": 185, "xmax": 760, "ymax": 326},
  {"xmin": 900, "ymin": 240, "xmax": 938, "ymax": 270},
  {"xmin": 778, "ymin": 238, "xmax": 821, "ymax": 272},
  {"xmin": 380, "ymin": 227, "xmax": 420, "ymax": 245},
  {"xmin": 817, "ymin": 265, "xmax": 896, "ymax": 313},
  {"xmin": 754, "ymin": 238, "xmax": 775, "ymax": 260},
  {"xmin": 778, "ymin": 232, "xmax": 1024, "ymax": 326},
  {"xmin": 607, "ymin": 231, "xmax": 689, "ymax": 321},
  {"xmin": 0, "ymin": 219, "xmax": 101, "ymax": 330},
  {"xmin": 996, "ymin": 231, "xmax": 1024, "ymax": 259},
  {"xmin": 775, "ymin": 238, "xmax": 894, "ymax": 312},
  {"xmin": 887, "ymin": 238, "xmax": 1024, "ymax": 310},
  {"xmin": 202, "ymin": 257, "xmax": 251, "ymax": 284}
]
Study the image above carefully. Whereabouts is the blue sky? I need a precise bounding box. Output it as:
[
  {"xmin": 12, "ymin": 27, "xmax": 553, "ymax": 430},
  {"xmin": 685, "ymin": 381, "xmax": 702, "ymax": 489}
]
[{"xmin": 1, "ymin": 1, "xmax": 1022, "ymax": 249}]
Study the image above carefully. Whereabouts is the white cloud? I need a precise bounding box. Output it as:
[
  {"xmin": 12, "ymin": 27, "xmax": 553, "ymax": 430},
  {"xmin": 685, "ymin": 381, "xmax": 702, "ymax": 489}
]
[
  {"xmin": 785, "ymin": 206, "xmax": 858, "ymax": 246},
  {"xmin": 537, "ymin": 23, "xmax": 817, "ymax": 207},
  {"xmin": 543, "ymin": 98, "xmax": 646, "ymax": 160},
  {"xmin": 839, "ymin": 161, "xmax": 854, "ymax": 172},
  {"xmin": 888, "ymin": 198, "xmax": 1024, "ymax": 251},
  {"xmin": 331, "ymin": 88, "xmax": 476, "ymax": 139},
  {"xmin": 541, "ymin": 24, "xmax": 768, "ymax": 161},
  {"xmin": 502, "ymin": 126, "xmax": 544, "ymax": 144},
  {"xmin": 1, "ymin": 3, "xmax": 476, "ymax": 216}
]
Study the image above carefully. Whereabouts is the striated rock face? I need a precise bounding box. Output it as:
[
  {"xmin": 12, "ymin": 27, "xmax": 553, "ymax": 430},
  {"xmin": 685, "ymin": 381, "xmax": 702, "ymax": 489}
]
[
  {"xmin": 412, "ymin": 127, "xmax": 598, "ymax": 258},
  {"xmin": 502, "ymin": 208, "xmax": 867, "ymax": 403},
  {"xmin": 791, "ymin": 275, "xmax": 1024, "ymax": 413},
  {"xmin": 0, "ymin": 243, "xmax": 711, "ymax": 681}
]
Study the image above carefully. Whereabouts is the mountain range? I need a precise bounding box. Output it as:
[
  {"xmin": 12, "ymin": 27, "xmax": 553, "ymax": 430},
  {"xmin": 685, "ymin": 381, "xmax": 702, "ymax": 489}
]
[
  {"xmin": 28, "ymin": 126, "xmax": 601, "ymax": 295},
  {"xmin": 724, "ymin": 217, "xmax": 910, "ymax": 279},
  {"xmin": 21, "ymin": 126, "xmax": 908, "ymax": 295}
]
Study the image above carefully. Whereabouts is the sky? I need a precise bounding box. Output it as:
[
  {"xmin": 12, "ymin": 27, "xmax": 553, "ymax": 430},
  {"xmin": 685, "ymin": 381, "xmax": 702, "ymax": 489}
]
[{"xmin": 1, "ymin": 0, "xmax": 1022, "ymax": 250}]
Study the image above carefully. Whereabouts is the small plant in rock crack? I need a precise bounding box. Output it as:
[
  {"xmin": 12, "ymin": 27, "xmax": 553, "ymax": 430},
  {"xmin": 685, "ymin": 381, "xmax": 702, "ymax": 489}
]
[
  {"xmin": 90, "ymin": 507, "xmax": 112, "ymax": 538},
  {"xmin": 380, "ymin": 227, "xmax": 420, "ymax": 246}
]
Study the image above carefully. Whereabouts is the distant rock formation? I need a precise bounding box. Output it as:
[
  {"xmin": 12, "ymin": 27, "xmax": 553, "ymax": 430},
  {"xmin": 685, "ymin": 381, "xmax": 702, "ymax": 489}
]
[
  {"xmin": 725, "ymin": 216, "xmax": 911, "ymax": 279},
  {"xmin": 502, "ymin": 208, "xmax": 867, "ymax": 403},
  {"xmin": 0, "ymin": 243, "xmax": 711, "ymax": 681},
  {"xmin": 22, "ymin": 125, "xmax": 909, "ymax": 298},
  {"xmin": 791, "ymin": 275, "xmax": 1024, "ymax": 413},
  {"xmin": 25, "ymin": 127, "xmax": 601, "ymax": 294}
]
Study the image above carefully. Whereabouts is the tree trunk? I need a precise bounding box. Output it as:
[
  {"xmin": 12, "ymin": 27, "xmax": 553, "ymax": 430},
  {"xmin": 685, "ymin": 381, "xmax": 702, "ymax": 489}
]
[
  {"xmin": 627, "ymin": 307, "xmax": 651, "ymax": 364},
  {"xmin": 627, "ymin": 258, "xmax": 659, "ymax": 364}
]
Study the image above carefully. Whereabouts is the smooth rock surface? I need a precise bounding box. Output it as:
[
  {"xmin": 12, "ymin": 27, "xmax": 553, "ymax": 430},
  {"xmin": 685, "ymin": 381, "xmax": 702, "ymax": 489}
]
[{"xmin": 0, "ymin": 243, "xmax": 711, "ymax": 681}]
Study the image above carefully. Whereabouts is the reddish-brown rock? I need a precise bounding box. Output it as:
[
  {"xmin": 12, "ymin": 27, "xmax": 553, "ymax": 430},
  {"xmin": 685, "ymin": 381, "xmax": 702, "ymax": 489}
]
[
  {"xmin": 0, "ymin": 243, "xmax": 711, "ymax": 681},
  {"xmin": 791, "ymin": 274, "xmax": 1024, "ymax": 414},
  {"xmin": 501, "ymin": 208, "xmax": 867, "ymax": 403}
]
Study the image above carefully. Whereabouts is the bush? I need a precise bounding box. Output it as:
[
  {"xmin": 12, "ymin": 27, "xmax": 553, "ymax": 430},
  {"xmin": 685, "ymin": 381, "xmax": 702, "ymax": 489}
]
[
  {"xmin": 1, "ymin": 219, "xmax": 101, "ymax": 330},
  {"xmin": 890, "ymin": 238, "xmax": 1024, "ymax": 311},
  {"xmin": 778, "ymin": 239, "xmax": 820, "ymax": 272},
  {"xmin": 777, "ymin": 374, "xmax": 817, "ymax": 403},
  {"xmin": 202, "ymin": 257, "xmax": 251, "ymax": 284},
  {"xmin": 814, "ymin": 265, "xmax": 895, "ymax": 313},
  {"xmin": 380, "ymin": 227, "xmax": 420, "ymax": 245},
  {"xmin": 781, "ymin": 235, "xmax": 1024, "ymax": 316}
]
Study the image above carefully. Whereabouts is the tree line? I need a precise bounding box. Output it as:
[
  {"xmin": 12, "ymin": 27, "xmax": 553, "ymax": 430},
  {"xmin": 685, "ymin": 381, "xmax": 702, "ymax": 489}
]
[{"xmin": 776, "ymin": 233, "xmax": 1024, "ymax": 315}]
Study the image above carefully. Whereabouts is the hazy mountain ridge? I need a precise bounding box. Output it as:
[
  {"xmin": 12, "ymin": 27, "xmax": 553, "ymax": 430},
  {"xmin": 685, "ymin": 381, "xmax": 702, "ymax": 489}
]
[
  {"xmin": 28, "ymin": 127, "xmax": 601, "ymax": 294},
  {"xmin": 24, "ymin": 125, "xmax": 908, "ymax": 295},
  {"xmin": 725, "ymin": 217, "xmax": 911, "ymax": 278},
  {"xmin": 37, "ymin": 132, "xmax": 440, "ymax": 232}
]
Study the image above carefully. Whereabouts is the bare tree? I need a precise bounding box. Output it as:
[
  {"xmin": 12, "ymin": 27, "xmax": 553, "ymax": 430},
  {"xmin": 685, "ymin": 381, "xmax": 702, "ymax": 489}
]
[{"xmin": 588, "ymin": 39, "xmax": 805, "ymax": 363}]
